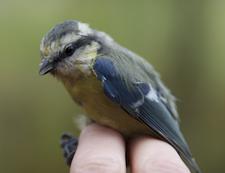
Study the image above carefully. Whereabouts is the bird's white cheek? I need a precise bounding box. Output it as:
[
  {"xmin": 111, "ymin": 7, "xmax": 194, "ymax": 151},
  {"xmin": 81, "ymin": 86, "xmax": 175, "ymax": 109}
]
[
  {"xmin": 55, "ymin": 59, "xmax": 91, "ymax": 78},
  {"xmin": 55, "ymin": 59, "xmax": 76, "ymax": 75},
  {"xmin": 77, "ymin": 64, "xmax": 92, "ymax": 75}
]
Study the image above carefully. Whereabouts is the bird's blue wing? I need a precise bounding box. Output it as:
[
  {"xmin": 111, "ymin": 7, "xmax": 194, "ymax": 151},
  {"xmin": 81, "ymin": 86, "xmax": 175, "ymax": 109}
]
[
  {"xmin": 93, "ymin": 57, "xmax": 200, "ymax": 173},
  {"xmin": 93, "ymin": 56, "xmax": 146, "ymax": 107}
]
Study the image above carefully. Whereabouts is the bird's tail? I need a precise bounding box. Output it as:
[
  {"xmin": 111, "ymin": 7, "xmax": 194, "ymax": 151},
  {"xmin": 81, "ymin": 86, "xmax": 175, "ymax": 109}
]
[{"xmin": 180, "ymin": 152, "xmax": 202, "ymax": 173}]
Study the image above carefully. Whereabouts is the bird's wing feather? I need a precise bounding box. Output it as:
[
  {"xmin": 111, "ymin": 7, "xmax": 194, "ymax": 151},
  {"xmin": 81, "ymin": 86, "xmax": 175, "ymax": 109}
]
[{"xmin": 93, "ymin": 56, "xmax": 201, "ymax": 173}]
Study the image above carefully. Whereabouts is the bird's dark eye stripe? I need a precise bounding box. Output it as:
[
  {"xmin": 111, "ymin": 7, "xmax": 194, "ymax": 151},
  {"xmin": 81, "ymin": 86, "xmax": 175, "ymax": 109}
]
[
  {"xmin": 73, "ymin": 36, "xmax": 93, "ymax": 49},
  {"xmin": 53, "ymin": 36, "xmax": 95, "ymax": 63},
  {"xmin": 61, "ymin": 37, "xmax": 93, "ymax": 58},
  {"xmin": 63, "ymin": 43, "xmax": 75, "ymax": 57}
]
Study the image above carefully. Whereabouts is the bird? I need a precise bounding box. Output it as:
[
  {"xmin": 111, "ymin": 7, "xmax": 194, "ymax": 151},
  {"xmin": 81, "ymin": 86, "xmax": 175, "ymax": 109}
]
[{"xmin": 39, "ymin": 20, "xmax": 201, "ymax": 173}]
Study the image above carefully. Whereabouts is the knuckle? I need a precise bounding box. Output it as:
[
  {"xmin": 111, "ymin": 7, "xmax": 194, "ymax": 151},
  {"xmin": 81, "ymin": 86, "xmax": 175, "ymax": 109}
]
[{"xmin": 73, "ymin": 157, "xmax": 124, "ymax": 173}]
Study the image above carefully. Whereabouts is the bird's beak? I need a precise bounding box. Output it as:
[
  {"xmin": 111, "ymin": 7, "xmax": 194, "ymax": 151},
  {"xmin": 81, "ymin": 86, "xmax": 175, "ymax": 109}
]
[{"xmin": 39, "ymin": 58, "xmax": 54, "ymax": 75}]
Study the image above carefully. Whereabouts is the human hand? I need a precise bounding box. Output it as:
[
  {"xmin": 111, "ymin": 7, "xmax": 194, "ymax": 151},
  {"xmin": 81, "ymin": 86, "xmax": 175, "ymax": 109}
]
[{"xmin": 70, "ymin": 123, "xmax": 190, "ymax": 173}]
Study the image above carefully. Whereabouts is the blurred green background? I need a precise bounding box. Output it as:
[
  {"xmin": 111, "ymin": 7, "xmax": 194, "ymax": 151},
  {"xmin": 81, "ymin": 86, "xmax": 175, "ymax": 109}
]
[{"xmin": 0, "ymin": 0, "xmax": 225, "ymax": 172}]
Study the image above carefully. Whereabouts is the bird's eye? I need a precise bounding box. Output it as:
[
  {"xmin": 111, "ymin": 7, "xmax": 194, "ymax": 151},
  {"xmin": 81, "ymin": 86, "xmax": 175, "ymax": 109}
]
[{"xmin": 64, "ymin": 44, "xmax": 75, "ymax": 57}]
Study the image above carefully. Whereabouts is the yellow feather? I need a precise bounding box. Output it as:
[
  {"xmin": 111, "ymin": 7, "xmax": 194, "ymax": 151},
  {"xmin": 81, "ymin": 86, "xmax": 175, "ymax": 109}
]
[{"xmin": 62, "ymin": 74, "xmax": 151, "ymax": 137}]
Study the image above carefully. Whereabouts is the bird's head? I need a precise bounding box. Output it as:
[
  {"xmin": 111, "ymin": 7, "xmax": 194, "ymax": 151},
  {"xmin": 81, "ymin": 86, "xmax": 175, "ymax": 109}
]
[{"xmin": 39, "ymin": 20, "xmax": 112, "ymax": 80}]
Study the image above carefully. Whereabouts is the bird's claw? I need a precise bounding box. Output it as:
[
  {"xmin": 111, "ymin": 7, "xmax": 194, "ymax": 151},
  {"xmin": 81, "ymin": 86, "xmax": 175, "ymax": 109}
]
[{"xmin": 60, "ymin": 132, "xmax": 78, "ymax": 166}]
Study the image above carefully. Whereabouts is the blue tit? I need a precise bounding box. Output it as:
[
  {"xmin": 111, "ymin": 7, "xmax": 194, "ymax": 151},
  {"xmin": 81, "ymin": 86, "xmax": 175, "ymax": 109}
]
[{"xmin": 39, "ymin": 20, "xmax": 201, "ymax": 173}]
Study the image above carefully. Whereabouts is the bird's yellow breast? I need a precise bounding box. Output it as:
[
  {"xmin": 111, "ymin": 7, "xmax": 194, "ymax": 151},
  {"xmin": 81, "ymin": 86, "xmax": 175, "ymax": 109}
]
[{"xmin": 63, "ymin": 75, "xmax": 150, "ymax": 137}]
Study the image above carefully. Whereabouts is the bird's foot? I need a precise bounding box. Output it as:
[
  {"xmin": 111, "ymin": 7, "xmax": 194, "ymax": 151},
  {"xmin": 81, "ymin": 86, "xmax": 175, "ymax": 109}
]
[{"xmin": 60, "ymin": 133, "xmax": 78, "ymax": 166}]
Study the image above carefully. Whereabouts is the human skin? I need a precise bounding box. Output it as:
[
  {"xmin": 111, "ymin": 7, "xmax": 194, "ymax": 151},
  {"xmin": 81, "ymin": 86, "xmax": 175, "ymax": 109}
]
[{"xmin": 70, "ymin": 123, "xmax": 190, "ymax": 173}]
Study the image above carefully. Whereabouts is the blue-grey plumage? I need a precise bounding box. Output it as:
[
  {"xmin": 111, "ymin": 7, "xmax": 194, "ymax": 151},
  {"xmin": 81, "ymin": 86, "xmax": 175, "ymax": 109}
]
[{"xmin": 39, "ymin": 20, "xmax": 201, "ymax": 173}]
